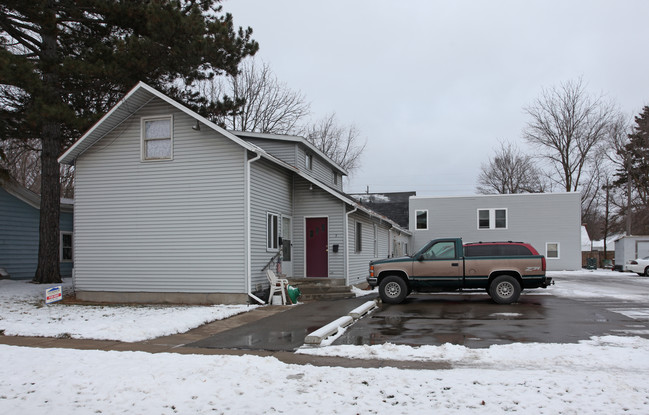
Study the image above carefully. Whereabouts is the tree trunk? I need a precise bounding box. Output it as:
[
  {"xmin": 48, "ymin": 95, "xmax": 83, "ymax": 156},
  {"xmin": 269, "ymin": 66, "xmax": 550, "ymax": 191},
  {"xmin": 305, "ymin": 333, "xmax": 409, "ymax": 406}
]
[
  {"xmin": 33, "ymin": 125, "xmax": 62, "ymax": 284},
  {"xmin": 33, "ymin": 7, "xmax": 62, "ymax": 284}
]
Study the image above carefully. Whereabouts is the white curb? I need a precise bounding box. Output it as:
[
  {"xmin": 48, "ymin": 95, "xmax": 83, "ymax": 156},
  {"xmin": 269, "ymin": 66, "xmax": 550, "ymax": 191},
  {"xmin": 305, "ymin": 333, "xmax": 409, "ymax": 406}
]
[
  {"xmin": 305, "ymin": 316, "xmax": 354, "ymax": 345},
  {"xmin": 304, "ymin": 300, "xmax": 379, "ymax": 345}
]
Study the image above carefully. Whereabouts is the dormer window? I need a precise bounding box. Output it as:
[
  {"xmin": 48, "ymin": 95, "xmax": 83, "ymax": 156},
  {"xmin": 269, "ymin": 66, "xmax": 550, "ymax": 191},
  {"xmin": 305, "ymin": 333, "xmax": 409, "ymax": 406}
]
[
  {"xmin": 333, "ymin": 171, "xmax": 338, "ymax": 185},
  {"xmin": 305, "ymin": 153, "xmax": 313, "ymax": 170},
  {"xmin": 142, "ymin": 116, "xmax": 173, "ymax": 161}
]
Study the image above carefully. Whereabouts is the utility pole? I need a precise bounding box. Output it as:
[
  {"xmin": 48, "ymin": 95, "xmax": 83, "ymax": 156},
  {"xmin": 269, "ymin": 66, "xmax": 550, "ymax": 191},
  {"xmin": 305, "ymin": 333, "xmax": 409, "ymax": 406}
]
[{"xmin": 626, "ymin": 158, "xmax": 632, "ymax": 236}]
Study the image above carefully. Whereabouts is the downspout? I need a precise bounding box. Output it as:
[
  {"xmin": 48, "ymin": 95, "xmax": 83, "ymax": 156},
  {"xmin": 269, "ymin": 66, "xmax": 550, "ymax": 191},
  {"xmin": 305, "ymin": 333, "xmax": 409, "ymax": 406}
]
[
  {"xmin": 246, "ymin": 151, "xmax": 265, "ymax": 304},
  {"xmin": 344, "ymin": 206, "xmax": 358, "ymax": 286}
]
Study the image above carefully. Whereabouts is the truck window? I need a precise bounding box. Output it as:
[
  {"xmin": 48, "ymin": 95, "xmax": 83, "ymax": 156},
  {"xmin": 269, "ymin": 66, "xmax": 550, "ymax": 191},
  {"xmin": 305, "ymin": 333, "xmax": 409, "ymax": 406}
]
[
  {"xmin": 465, "ymin": 244, "xmax": 532, "ymax": 257},
  {"xmin": 465, "ymin": 245, "xmax": 498, "ymax": 256},
  {"xmin": 422, "ymin": 241, "xmax": 456, "ymax": 260},
  {"xmin": 501, "ymin": 245, "xmax": 532, "ymax": 256}
]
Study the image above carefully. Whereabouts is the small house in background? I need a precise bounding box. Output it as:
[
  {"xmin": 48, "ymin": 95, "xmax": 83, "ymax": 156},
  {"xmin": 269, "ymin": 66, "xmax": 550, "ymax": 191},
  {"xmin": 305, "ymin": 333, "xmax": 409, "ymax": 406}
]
[
  {"xmin": 58, "ymin": 82, "xmax": 409, "ymax": 305},
  {"xmin": 409, "ymin": 192, "xmax": 582, "ymax": 271},
  {"xmin": 615, "ymin": 236, "xmax": 649, "ymax": 271},
  {"xmin": 0, "ymin": 177, "xmax": 73, "ymax": 279}
]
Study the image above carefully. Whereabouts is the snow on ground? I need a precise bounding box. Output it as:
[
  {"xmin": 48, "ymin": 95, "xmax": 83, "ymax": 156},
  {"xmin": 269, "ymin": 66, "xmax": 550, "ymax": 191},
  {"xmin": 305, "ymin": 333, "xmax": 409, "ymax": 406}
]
[
  {"xmin": 3, "ymin": 269, "xmax": 649, "ymax": 413},
  {"xmin": 0, "ymin": 279, "xmax": 257, "ymax": 342},
  {"xmin": 545, "ymin": 269, "xmax": 649, "ymax": 301},
  {"xmin": 2, "ymin": 337, "xmax": 649, "ymax": 414}
]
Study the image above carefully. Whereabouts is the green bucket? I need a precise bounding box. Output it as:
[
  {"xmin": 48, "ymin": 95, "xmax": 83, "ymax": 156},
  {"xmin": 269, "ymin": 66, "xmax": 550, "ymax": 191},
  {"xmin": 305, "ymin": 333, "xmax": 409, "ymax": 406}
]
[{"xmin": 287, "ymin": 285, "xmax": 301, "ymax": 304}]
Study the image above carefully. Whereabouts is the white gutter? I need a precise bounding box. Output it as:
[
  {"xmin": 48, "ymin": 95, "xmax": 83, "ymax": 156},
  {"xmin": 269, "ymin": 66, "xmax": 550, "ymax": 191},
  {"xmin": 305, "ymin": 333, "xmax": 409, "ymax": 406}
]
[
  {"xmin": 344, "ymin": 207, "xmax": 358, "ymax": 286},
  {"xmin": 246, "ymin": 151, "xmax": 265, "ymax": 304}
]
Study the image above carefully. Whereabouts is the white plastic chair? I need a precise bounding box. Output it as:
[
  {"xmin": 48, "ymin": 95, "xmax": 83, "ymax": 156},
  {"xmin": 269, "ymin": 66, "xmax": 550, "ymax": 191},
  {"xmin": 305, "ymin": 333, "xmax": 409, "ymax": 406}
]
[{"xmin": 266, "ymin": 269, "xmax": 289, "ymax": 305}]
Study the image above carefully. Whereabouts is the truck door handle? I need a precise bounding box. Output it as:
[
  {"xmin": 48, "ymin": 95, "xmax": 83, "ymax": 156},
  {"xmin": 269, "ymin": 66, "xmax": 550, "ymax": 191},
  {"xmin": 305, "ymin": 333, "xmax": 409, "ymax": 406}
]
[{"xmin": 451, "ymin": 263, "xmax": 459, "ymax": 267}]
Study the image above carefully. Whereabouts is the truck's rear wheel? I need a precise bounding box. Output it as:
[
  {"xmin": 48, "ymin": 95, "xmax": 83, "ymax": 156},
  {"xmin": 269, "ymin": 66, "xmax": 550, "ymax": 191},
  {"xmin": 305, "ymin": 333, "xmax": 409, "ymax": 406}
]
[
  {"xmin": 379, "ymin": 275, "xmax": 408, "ymax": 304},
  {"xmin": 489, "ymin": 275, "xmax": 521, "ymax": 304}
]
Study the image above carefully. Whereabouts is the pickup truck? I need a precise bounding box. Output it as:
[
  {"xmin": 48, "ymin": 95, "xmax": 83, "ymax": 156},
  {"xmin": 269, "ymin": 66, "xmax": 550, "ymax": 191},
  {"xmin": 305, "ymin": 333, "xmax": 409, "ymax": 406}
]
[{"xmin": 367, "ymin": 238, "xmax": 552, "ymax": 304}]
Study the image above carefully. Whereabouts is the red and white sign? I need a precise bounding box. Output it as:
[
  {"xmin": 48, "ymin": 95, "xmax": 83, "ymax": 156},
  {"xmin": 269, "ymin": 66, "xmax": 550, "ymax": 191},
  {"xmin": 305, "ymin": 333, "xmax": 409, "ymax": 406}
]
[{"xmin": 45, "ymin": 286, "xmax": 62, "ymax": 304}]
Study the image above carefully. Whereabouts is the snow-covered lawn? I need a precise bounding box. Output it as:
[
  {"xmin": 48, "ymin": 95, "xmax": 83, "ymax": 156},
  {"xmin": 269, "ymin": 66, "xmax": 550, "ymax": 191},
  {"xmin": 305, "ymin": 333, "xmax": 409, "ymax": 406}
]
[
  {"xmin": 0, "ymin": 278, "xmax": 257, "ymax": 342},
  {"xmin": 2, "ymin": 270, "xmax": 649, "ymax": 414}
]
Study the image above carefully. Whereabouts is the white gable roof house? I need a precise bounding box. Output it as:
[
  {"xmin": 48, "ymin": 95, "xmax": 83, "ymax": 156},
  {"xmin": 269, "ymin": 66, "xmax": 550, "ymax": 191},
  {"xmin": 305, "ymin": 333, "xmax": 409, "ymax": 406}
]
[{"xmin": 59, "ymin": 82, "xmax": 409, "ymax": 305}]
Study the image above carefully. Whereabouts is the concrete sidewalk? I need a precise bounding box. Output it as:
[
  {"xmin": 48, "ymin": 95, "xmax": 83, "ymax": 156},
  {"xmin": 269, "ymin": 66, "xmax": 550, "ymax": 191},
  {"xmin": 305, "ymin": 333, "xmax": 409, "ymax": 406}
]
[{"xmin": 0, "ymin": 299, "xmax": 450, "ymax": 370}]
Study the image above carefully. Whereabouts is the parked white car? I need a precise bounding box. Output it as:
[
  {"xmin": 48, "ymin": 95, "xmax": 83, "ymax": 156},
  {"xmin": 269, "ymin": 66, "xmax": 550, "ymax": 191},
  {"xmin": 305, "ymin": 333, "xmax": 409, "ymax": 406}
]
[{"xmin": 627, "ymin": 256, "xmax": 649, "ymax": 276}]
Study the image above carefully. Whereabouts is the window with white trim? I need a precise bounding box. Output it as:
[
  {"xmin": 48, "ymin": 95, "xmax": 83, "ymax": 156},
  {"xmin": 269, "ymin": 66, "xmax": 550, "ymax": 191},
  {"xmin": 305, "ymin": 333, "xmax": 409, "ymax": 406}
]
[
  {"xmin": 477, "ymin": 208, "xmax": 507, "ymax": 229},
  {"xmin": 415, "ymin": 210, "xmax": 428, "ymax": 230},
  {"xmin": 267, "ymin": 213, "xmax": 279, "ymax": 251},
  {"xmin": 305, "ymin": 154, "xmax": 313, "ymax": 170},
  {"xmin": 142, "ymin": 116, "xmax": 173, "ymax": 160},
  {"xmin": 60, "ymin": 232, "xmax": 73, "ymax": 262},
  {"xmin": 546, "ymin": 242, "xmax": 560, "ymax": 259}
]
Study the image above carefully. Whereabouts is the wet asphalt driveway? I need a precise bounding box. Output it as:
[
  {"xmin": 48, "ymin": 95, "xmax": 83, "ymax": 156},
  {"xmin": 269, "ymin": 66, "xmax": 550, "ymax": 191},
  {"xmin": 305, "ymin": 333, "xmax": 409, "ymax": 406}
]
[{"xmin": 187, "ymin": 272, "xmax": 649, "ymax": 352}]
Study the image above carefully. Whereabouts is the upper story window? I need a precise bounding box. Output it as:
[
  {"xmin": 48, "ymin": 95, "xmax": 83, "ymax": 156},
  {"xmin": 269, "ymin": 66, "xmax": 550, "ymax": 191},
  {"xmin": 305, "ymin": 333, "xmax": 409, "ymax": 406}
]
[
  {"xmin": 305, "ymin": 153, "xmax": 313, "ymax": 170},
  {"xmin": 142, "ymin": 116, "xmax": 173, "ymax": 161},
  {"xmin": 477, "ymin": 208, "xmax": 507, "ymax": 230},
  {"xmin": 415, "ymin": 210, "xmax": 428, "ymax": 230},
  {"xmin": 333, "ymin": 171, "xmax": 339, "ymax": 185}
]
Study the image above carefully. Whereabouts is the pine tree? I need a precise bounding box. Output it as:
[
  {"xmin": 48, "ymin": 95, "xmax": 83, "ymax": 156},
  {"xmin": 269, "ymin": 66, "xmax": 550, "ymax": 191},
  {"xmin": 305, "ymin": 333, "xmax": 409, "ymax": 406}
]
[
  {"xmin": 0, "ymin": 0, "xmax": 258, "ymax": 283},
  {"xmin": 614, "ymin": 106, "xmax": 649, "ymax": 233}
]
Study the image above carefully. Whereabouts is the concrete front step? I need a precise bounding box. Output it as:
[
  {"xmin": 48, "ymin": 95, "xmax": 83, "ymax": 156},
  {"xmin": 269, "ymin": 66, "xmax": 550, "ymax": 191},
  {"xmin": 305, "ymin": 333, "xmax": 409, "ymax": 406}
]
[
  {"xmin": 287, "ymin": 277, "xmax": 347, "ymax": 286},
  {"xmin": 287, "ymin": 277, "xmax": 355, "ymax": 301}
]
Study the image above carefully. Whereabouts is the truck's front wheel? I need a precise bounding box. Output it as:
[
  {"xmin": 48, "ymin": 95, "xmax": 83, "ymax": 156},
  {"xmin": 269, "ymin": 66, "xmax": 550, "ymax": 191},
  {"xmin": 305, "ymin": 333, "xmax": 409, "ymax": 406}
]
[
  {"xmin": 489, "ymin": 275, "xmax": 521, "ymax": 304},
  {"xmin": 379, "ymin": 275, "xmax": 408, "ymax": 304}
]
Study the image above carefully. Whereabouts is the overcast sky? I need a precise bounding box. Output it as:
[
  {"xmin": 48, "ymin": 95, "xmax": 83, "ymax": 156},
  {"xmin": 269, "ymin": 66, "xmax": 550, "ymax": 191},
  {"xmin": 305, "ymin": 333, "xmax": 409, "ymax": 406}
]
[{"xmin": 223, "ymin": 0, "xmax": 649, "ymax": 196}]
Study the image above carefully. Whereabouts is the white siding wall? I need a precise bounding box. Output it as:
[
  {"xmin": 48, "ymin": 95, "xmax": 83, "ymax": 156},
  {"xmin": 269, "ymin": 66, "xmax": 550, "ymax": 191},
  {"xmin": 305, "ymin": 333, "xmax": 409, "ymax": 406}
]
[
  {"xmin": 296, "ymin": 146, "xmax": 343, "ymax": 192},
  {"xmin": 74, "ymin": 99, "xmax": 247, "ymax": 293},
  {"xmin": 390, "ymin": 231, "xmax": 411, "ymax": 257},
  {"xmin": 250, "ymin": 158, "xmax": 293, "ymax": 290},
  {"xmin": 293, "ymin": 177, "xmax": 346, "ymax": 279},
  {"xmin": 242, "ymin": 138, "xmax": 297, "ymax": 166},
  {"xmin": 410, "ymin": 193, "xmax": 581, "ymax": 271},
  {"xmin": 347, "ymin": 212, "xmax": 392, "ymax": 285}
]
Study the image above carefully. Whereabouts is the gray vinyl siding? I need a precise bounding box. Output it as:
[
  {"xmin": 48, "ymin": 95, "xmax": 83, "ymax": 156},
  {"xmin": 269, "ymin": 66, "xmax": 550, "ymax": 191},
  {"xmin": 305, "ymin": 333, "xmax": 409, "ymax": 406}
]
[
  {"xmin": 0, "ymin": 188, "xmax": 73, "ymax": 279},
  {"xmin": 390, "ymin": 230, "xmax": 411, "ymax": 257},
  {"xmin": 297, "ymin": 145, "xmax": 344, "ymax": 192},
  {"xmin": 73, "ymin": 98, "xmax": 247, "ymax": 293},
  {"xmin": 293, "ymin": 177, "xmax": 346, "ymax": 279},
  {"xmin": 347, "ymin": 213, "xmax": 392, "ymax": 285},
  {"xmin": 0, "ymin": 187, "xmax": 39, "ymax": 280},
  {"xmin": 240, "ymin": 138, "xmax": 297, "ymax": 167},
  {"xmin": 410, "ymin": 193, "xmax": 581, "ymax": 271},
  {"xmin": 249, "ymin": 158, "xmax": 293, "ymax": 290}
]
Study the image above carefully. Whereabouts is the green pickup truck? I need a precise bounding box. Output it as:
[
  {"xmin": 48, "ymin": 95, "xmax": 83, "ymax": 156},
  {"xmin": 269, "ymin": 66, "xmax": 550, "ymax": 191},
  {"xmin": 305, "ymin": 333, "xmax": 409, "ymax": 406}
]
[{"xmin": 367, "ymin": 238, "xmax": 552, "ymax": 304}]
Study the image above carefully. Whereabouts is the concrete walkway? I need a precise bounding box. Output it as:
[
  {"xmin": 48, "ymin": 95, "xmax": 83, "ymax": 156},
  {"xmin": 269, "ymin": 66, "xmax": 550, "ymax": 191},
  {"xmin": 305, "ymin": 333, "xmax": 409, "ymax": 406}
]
[{"xmin": 0, "ymin": 300, "xmax": 450, "ymax": 370}]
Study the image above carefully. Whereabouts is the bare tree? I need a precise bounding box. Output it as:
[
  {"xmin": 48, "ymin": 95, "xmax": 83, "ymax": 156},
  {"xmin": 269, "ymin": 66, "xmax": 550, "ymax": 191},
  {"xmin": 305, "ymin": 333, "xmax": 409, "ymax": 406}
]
[
  {"xmin": 0, "ymin": 139, "xmax": 75, "ymax": 198},
  {"xmin": 523, "ymin": 78, "xmax": 617, "ymax": 192},
  {"xmin": 199, "ymin": 60, "xmax": 311, "ymax": 134},
  {"xmin": 0, "ymin": 139, "xmax": 41, "ymax": 192},
  {"xmin": 301, "ymin": 113, "xmax": 366, "ymax": 174},
  {"xmin": 476, "ymin": 141, "xmax": 545, "ymax": 194}
]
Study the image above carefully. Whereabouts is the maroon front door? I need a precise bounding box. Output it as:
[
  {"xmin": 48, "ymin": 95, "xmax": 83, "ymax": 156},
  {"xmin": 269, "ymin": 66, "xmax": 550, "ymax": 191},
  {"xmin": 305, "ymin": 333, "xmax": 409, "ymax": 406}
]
[{"xmin": 306, "ymin": 217, "xmax": 328, "ymax": 277}]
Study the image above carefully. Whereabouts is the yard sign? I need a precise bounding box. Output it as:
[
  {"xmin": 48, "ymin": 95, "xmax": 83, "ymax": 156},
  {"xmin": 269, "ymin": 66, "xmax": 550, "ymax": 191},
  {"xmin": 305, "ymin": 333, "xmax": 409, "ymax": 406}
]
[{"xmin": 45, "ymin": 286, "xmax": 62, "ymax": 304}]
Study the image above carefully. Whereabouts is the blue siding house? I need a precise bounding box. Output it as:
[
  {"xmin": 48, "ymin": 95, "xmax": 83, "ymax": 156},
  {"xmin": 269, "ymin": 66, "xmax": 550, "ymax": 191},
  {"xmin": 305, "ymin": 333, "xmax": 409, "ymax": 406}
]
[{"xmin": 0, "ymin": 178, "xmax": 73, "ymax": 280}]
